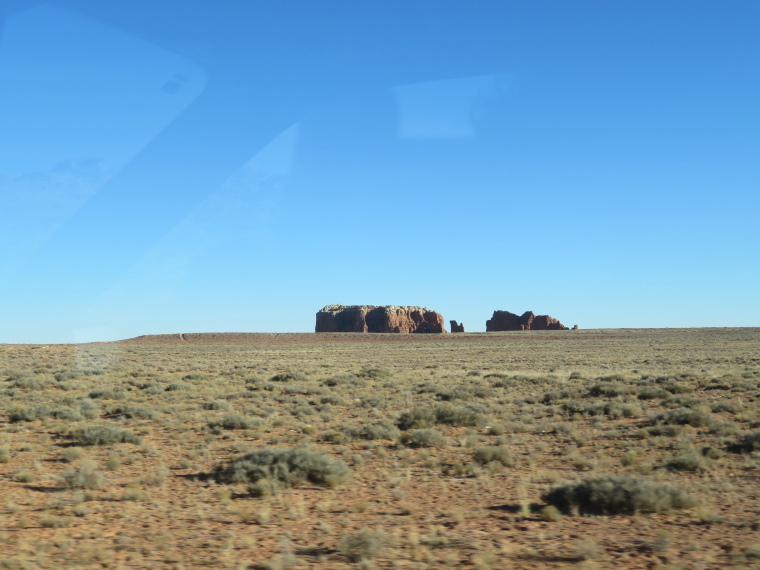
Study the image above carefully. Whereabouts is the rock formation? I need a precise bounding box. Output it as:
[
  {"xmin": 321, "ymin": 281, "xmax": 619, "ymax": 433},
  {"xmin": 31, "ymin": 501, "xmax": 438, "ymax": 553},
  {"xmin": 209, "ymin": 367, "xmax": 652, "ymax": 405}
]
[
  {"xmin": 486, "ymin": 310, "xmax": 567, "ymax": 331},
  {"xmin": 450, "ymin": 320, "xmax": 464, "ymax": 333},
  {"xmin": 316, "ymin": 305, "xmax": 445, "ymax": 333}
]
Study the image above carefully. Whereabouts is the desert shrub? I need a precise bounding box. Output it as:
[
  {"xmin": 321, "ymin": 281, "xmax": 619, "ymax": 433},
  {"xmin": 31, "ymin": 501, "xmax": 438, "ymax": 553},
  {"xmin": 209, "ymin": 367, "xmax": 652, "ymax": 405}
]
[
  {"xmin": 710, "ymin": 400, "xmax": 743, "ymax": 414},
  {"xmin": 319, "ymin": 394, "xmax": 344, "ymax": 405},
  {"xmin": 542, "ymin": 388, "xmax": 584, "ymax": 404},
  {"xmin": 165, "ymin": 381, "xmax": 191, "ymax": 392},
  {"xmin": 604, "ymin": 403, "xmax": 642, "ymax": 419},
  {"xmin": 729, "ymin": 430, "xmax": 760, "ymax": 453},
  {"xmin": 660, "ymin": 381, "xmax": 694, "ymax": 394},
  {"xmin": 357, "ymin": 368, "xmax": 392, "ymax": 379},
  {"xmin": 323, "ymin": 374, "xmax": 359, "ymax": 387},
  {"xmin": 202, "ymin": 400, "xmax": 230, "ymax": 410},
  {"xmin": 75, "ymin": 398, "xmax": 100, "ymax": 419},
  {"xmin": 543, "ymin": 475, "xmax": 696, "ymax": 515},
  {"xmin": 399, "ymin": 428, "xmax": 446, "ymax": 448},
  {"xmin": 141, "ymin": 382, "xmax": 165, "ymax": 395},
  {"xmin": 664, "ymin": 450, "xmax": 713, "ymax": 472},
  {"xmin": 106, "ymin": 405, "xmax": 157, "ymax": 420},
  {"xmin": 54, "ymin": 370, "xmax": 79, "ymax": 382},
  {"xmin": 246, "ymin": 380, "xmax": 277, "ymax": 392},
  {"xmin": 637, "ymin": 387, "xmax": 670, "ymax": 400},
  {"xmin": 243, "ymin": 375, "xmax": 263, "ymax": 385},
  {"xmin": 319, "ymin": 430, "xmax": 345, "ymax": 444},
  {"xmin": 662, "ymin": 396, "xmax": 705, "ymax": 409},
  {"xmin": 339, "ymin": 529, "xmax": 387, "ymax": 563},
  {"xmin": 560, "ymin": 401, "xmax": 640, "ymax": 418},
  {"xmin": 182, "ymin": 372, "xmax": 208, "ymax": 381},
  {"xmin": 588, "ymin": 382, "xmax": 636, "ymax": 397},
  {"xmin": 658, "ymin": 407, "xmax": 714, "ymax": 427},
  {"xmin": 639, "ymin": 425, "xmax": 682, "ymax": 438},
  {"xmin": 213, "ymin": 448, "xmax": 351, "ymax": 493},
  {"xmin": 483, "ymin": 372, "xmax": 509, "ymax": 380},
  {"xmin": 140, "ymin": 464, "xmax": 170, "ymax": 487},
  {"xmin": 472, "ymin": 446, "xmax": 515, "ymax": 467},
  {"xmin": 61, "ymin": 447, "xmax": 86, "ymax": 463},
  {"xmin": 9, "ymin": 405, "xmax": 82, "ymax": 423},
  {"xmin": 208, "ymin": 414, "xmax": 264, "ymax": 430},
  {"xmin": 9, "ymin": 374, "xmax": 52, "ymax": 391},
  {"xmin": 0, "ymin": 446, "xmax": 10, "ymax": 463},
  {"xmin": 59, "ymin": 459, "xmax": 105, "ymax": 489},
  {"xmin": 88, "ymin": 387, "xmax": 125, "ymax": 400},
  {"xmin": 71, "ymin": 425, "xmax": 141, "ymax": 446},
  {"xmin": 396, "ymin": 408, "xmax": 436, "ymax": 430},
  {"xmin": 397, "ymin": 405, "xmax": 485, "ymax": 430},
  {"xmin": 270, "ymin": 372, "xmax": 308, "ymax": 382},
  {"xmin": 432, "ymin": 404, "xmax": 485, "ymax": 427},
  {"xmin": 345, "ymin": 422, "xmax": 400, "ymax": 441}
]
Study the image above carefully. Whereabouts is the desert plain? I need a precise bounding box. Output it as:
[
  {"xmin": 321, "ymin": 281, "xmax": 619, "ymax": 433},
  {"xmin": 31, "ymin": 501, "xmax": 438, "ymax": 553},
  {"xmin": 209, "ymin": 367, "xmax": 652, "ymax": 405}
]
[{"xmin": 0, "ymin": 328, "xmax": 759, "ymax": 568}]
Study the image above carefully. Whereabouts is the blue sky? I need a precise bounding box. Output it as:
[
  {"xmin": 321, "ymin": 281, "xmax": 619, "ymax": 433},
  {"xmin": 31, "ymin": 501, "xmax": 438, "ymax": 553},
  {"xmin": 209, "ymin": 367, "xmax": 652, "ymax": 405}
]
[{"xmin": 1, "ymin": 1, "xmax": 758, "ymax": 343}]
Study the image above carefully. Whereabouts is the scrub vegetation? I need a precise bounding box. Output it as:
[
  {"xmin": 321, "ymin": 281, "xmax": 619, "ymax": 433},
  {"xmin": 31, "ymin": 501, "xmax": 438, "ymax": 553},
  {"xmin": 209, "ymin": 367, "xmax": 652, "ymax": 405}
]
[{"xmin": 0, "ymin": 327, "xmax": 758, "ymax": 568}]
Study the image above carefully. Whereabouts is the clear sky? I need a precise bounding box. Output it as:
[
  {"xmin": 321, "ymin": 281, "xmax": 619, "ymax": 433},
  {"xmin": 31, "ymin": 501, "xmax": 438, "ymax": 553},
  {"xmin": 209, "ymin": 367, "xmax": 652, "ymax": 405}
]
[{"xmin": 1, "ymin": 1, "xmax": 759, "ymax": 343}]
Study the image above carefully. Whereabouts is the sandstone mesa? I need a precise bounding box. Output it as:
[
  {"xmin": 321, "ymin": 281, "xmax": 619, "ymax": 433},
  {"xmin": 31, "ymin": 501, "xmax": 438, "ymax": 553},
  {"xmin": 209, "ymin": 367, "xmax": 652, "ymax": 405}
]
[
  {"xmin": 315, "ymin": 305, "xmax": 445, "ymax": 333},
  {"xmin": 486, "ymin": 310, "xmax": 568, "ymax": 331}
]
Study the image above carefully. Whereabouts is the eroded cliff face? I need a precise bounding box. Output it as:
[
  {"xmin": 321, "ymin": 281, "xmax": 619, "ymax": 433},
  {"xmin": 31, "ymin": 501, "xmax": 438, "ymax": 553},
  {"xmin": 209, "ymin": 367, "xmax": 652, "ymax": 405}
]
[
  {"xmin": 450, "ymin": 320, "xmax": 465, "ymax": 333},
  {"xmin": 316, "ymin": 305, "xmax": 445, "ymax": 333},
  {"xmin": 486, "ymin": 310, "xmax": 567, "ymax": 331}
]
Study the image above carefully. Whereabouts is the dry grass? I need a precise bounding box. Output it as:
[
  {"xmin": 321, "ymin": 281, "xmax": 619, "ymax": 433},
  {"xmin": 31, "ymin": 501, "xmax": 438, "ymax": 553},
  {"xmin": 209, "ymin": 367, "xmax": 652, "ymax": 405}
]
[{"xmin": 0, "ymin": 327, "xmax": 758, "ymax": 568}]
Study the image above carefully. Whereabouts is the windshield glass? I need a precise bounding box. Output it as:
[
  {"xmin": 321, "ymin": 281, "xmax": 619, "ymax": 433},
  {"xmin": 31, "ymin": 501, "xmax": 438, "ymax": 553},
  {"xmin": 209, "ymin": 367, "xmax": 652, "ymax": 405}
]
[{"xmin": 2, "ymin": 1, "xmax": 759, "ymax": 343}]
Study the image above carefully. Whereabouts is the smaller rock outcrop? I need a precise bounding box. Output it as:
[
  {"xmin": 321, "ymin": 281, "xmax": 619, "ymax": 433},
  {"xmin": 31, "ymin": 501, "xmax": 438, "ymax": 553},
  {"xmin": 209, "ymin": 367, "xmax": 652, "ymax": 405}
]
[
  {"xmin": 486, "ymin": 310, "xmax": 567, "ymax": 331},
  {"xmin": 450, "ymin": 320, "xmax": 465, "ymax": 333},
  {"xmin": 572, "ymin": 325, "xmax": 579, "ymax": 330},
  {"xmin": 316, "ymin": 305, "xmax": 445, "ymax": 333}
]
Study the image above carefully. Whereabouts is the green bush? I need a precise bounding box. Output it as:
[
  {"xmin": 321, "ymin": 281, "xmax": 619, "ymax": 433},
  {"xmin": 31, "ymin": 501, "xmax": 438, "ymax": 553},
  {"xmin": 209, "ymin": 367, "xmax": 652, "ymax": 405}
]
[
  {"xmin": 345, "ymin": 422, "xmax": 400, "ymax": 441},
  {"xmin": 399, "ymin": 428, "xmax": 445, "ymax": 448},
  {"xmin": 9, "ymin": 405, "xmax": 82, "ymax": 423},
  {"xmin": 472, "ymin": 446, "xmax": 515, "ymax": 467},
  {"xmin": 357, "ymin": 368, "xmax": 392, "ymax": 379},
  {"xmin": 664, "ymin": 450, "xmax": 713, "ymax": 472},
  {"xmin": 59, "ymin": 459, "xmax": 105, "ymax": 490},
  {"xmin": 729, "ymin": 430, "xmax": 760, "ymax": 453},
  {"xmin": 588, "ymin": 382, "xmax": 635, "ymax": 397},
  {"xmin": 270, "ymin": 372, "xmax": 308, "ymax": 382},
  {"xmin": 88, "ymin": 387, "xmax": 125, "ymax": 400},
  {"xmin": 106, "ymin": 405, "xmax": 157, "ymax": 420},
  {"xmin": 71, "ymin": 425, "xmax": 141, "ymax": 446},
  {"xmin": 543, "ymin": 475, "xmax": 696, "ymax": 515},
  {"xmin": 637, "ymin": 387, "xmax": 670, "ymax": 400},
  {"xmin": 213, "ymin": 447, "xmax": 351, "ymax": 493},
  {"xmin": 208, "ymin": 414, "xmax": 264, "ymax": 430},
  {"xmin": 339, "ymin": 529, "xmax": 387, "ymax": 562},
  {"xmin": 658, "ymin": 407, "xmax": 714, "ymax": 427}
]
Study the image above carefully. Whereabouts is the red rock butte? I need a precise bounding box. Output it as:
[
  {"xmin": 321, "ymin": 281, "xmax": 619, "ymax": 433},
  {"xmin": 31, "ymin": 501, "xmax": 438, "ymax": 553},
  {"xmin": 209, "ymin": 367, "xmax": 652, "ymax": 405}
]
[
  {"xmin": 486, "ymin": 310, "xmax": 568, "ymax": 331},
  {"xmin": 315, "ymin": 304, "xmax": 445, "ymax": 333}
]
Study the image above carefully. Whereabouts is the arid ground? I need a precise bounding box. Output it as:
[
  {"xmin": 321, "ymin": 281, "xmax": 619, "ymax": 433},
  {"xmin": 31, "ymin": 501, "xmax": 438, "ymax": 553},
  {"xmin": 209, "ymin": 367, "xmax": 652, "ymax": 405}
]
[{"xmin": 1, "ymin": 328, "xmax": 759, "ymax": 569}]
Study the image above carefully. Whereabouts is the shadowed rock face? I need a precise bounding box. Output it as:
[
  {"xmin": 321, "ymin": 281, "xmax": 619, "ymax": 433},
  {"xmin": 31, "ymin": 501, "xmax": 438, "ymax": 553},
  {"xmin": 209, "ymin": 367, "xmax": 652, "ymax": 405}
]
[
  {"xmin": 486, "ymin": 310, "xmax": 567, "ymax": 331},
  {"xmin": 316, "ymin": 305, "xmax": 445, "ymax": 333},
  {"xmin": 450, "ymin": 320, "xmax": 465, "ymax": 333}
]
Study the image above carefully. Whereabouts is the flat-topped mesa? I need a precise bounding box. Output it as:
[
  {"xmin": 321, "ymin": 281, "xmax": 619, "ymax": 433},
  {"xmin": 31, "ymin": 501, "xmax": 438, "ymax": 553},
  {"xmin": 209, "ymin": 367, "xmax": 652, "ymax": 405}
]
[
  {"xmin": 486, "ymin": 310, "xmax": 568, "ymax": 331},
  {"xmin": 316, "ymin": 304, "xmax": 445, "ymax": 333}
]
